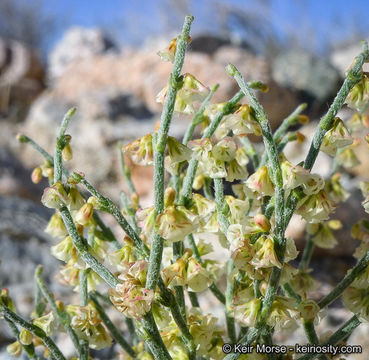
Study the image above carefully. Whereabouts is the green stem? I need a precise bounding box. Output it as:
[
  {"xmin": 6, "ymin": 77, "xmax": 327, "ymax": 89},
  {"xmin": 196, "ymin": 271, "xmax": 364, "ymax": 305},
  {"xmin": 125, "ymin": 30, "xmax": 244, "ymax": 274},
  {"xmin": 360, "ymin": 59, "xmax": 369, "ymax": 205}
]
[
  {"xmin": 299, "ymin": 234, "xmax": 315, "ymax": 271},
  {"xmin": 228, "ymin": 64, "xmax": 285, "ymax": 328},
  {"xmin": 303, "ymin": 321, "xmax": 329, "ymax": 360},
  {"xmin": 173, "ymin": 241, "xmax": 186, "ymax": 320},
  {"xmin": 273, "ymin": 103, "xmax": 307, "ymax": 142},
  {"xmin": 318, "ymin": 250, "xmax": 369, "ymax": 309},
  {"xmin": 188, "ymin": 291, "xmax": 200, "ymax": 307},
  {"xmin": 297, "ymin": 316, "xmax": 360, "ymax": 360},
  {"xmin": 75, "ymin": 174, "xmax": 149, "ymax": 257},
  {"xmin": 79, "ymin": 269, "xmax": 89, "ymax": 360},
  {"xmin": 148, "ymin": 15, "xmax": 194, "ymax": 293},
  {"xmin": 304, "ymin": 42, "xmax": 368, "ymax": 171},
  {"xmin": 59, "ymin": 205, "xmax": 119, "ymax": 288},
  {"xmin": 0, "ymin": 306, "xmax": 66, "ymax": 360},
  {"xmin": 54, "ymin": 108, "xmax": 76, "ymax": 183},
  {"xmin": 141, "ymin": 312, "xmax": 173, "ymax": 360},
  {"xmin": 4, "ymin": 317, "xmax": 38, "ymax": 359},
  {"xmin": 187, "ymin": 234, "xmax": 225, "ymax": 304},
  {"xmin": 182, "ymin": 84, "xmax": 219, "ymax": 146},
  {"xmin": 34, "ymin": 272, "xmax": 46, "ymax": 318},
  {"xmin": 240, "ymin": 136, "xmax": 259, "ymax": 169},
  {"xmin": 223, "ymin": 327, "xmax": 260, "ymax": 360},
  {"xmin": 180, "ymin": 90, "xmax": 244, "ymax": 206},
  {"xmin": 118, "ymin": 141, "xmax": 137, "ymax": 195},
  {"xmin": 214, "ymin": 178, "xmax": 236, "ymax": 343},
  {"xmin": 17, "ymin": 135, "xmax": 120, "ymax": 248},
  {"xmin": 90, "ymin": 292, "xmax": 136, "ymax": 358},
  {"xmin": 35, "ymin": 266, "xmax": 82, "ymax": 354}
]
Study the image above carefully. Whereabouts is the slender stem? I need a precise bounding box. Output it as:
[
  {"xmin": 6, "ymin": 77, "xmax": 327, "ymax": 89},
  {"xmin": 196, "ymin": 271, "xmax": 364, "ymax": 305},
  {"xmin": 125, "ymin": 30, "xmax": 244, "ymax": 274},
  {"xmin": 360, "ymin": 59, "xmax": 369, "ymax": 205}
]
[
  {"xmin": 228, "ymin": 64, "xmax": 285, "ymax": 328},
  {"xmin": 4, "ymin": 317, "xmax": 38, "ymax": 359},
  {"xmin": 35, "ymin": 266, "xmax": 82, "ymax": 354},
  {"xmin": 148, "ymin": 15, "xmax": 194, "ymax": 293},
  {"xmin": 180, "ymin": 90, "xmax": 244, "ymax": 206},
  {"xmin": 214, "ymin": 178, "xmax": 236, "ymax": 343},
  {"xmin": 299, "ymin": 234, "xmax": 315, "ymax": 271},
  {"xmin": 282, "ymin": 283, "xmax": 301, "ymax": 303},
  {"xmin": 79, "ymin": 269, "xmax": 89, "ymax": 360},
  {"xmin": 187, "ymin": 234, "xmax": 225, "ymax": 304},
  {"xmin": 54, "ymin": 108, "xmax": 76, "ymax": 183},
  {"xmin": 0, "ymin": 306, "xmax": 66, "ymax": 360},
  {"xmin": 75, "ymin": 174, "xmax": 149, "ymax": 257},
  {"xmin": 120, "ymin": 191, "xmax": 140, "ymax": 234},
  {"xmin": 240, "ymin": 136, "xmax": 259, "ymax": 169},
  {"xmin": 118, "ymin": 142, "xmax": 137, "ymax": 195},
  {"xmin": 273, "ymin": 103, "xmax": 307, "ymax": 142},
  {"xmin": 259, "ymin": 131, "xmax": 299, "ymax": 167},
  {"xmin": 303, "ymin": 321, "xmax": 330, "ymax": 360},
  {"xmin": 59, "ymin": 205, "xmax": 119, "ymax": 288},
  {"xmin": 223, "ymin": 327, "xmax": 260, "ymax": 360},
  {"xmin": 297, "ymin": 316, "xmax": 361, "ymax": 360},
  {"xmin": 141, "ymin": 312, "xmax": 173, "ymax": 360},
  {"xmin": 188, "ymin": 291, "xmax": 200, "ymax": 307},
  {"xmin": 182, "ymin": 84, "xmax": 219, "ymax": 146},
  {"xmin": 318, "ymin": 249, "xmax": 369, "ymax": 309},
  {"xmin": 173, "ymin": 242, "xmax": 186, "ymax": 320},
  {"xmin": 17, "ymin": 135, "xmax": 120, "ymax": 248},
  {"xmin": 34, "ymin": 271, "xmax": 46, "ymax": 318},
  {"xmin": 304, "ymin": 42, "xmax": 368, "ymax": 171},
  {"xmin": 90, "ymin": 292, "xmax": 136, "ymax": 358}
]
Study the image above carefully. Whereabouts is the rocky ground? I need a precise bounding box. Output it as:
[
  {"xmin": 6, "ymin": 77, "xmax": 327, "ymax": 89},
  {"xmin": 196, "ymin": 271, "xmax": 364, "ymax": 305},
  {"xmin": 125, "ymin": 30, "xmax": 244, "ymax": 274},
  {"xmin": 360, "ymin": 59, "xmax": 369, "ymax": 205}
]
[{"xmin": 0, "ymin": 27, "xmax": 368, "ymax": 358}]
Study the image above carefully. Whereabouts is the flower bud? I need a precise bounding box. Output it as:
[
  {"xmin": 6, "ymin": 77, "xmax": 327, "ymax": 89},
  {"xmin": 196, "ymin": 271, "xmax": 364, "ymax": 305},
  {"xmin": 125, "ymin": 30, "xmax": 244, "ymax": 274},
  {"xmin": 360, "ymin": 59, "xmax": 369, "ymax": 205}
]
[
  {"xmin": 345, "ymin": 73, "xmax": 369, "ymax": 111},
  {"xmin": 157, "ymin": 74, "xmax": 209, "ymax": 114},
  {"xmin": 157, "ymin": 36, "xmax": 191, "ymax": 63},
  {"xmin": 68, "ymin": 186, "xmax": 85, "ymax": 211},
  {"xmin": 164, "ymin": 187, "xmax": 176, "ymax": 207},
  {"xmin": 33, "ymin": 312, "xmax": 58, "ymax": 336},
  {"xmin": 45, "ymin": 212, "xmax": 68, "ymax": 239},
  {"xmin": 31, "ymin": 167, "xmax": 43, "ymax": 184},
  {"xmin": 186, "ymin": 257, "xmax": 212, "ymax": 292},
  {"xmin": 16, "ymin": 133, "xmax": 29, "ymax": 143},
  {"xmin": 19, "ymin": 328, "xmax": 33, "ymax": 345},
  {"xmin": 234, "ymin": 299, "xmax": 261, "ymax": 327},
  {"xmin": 41, "ymin": 182, "xmax": 69, "ymax": 209},
  {"xmin": 245, "ymin": 166, "xmax": 274, "ymax": 196},
  {"xmin": 7, "ymin": 341, "xmax": 22, "ymax": 358},
  {"xmin": 110, "ymin": 280, "xmax": 154, "ymax": 319},
  {"xmin": 320, "ymin": 117, "xmax": 353, "ymax": 156},
  {"xmin": 123, "ymin": 134, "xmax": 153, "ymax": 166},
  {"xmin": 253, "ymin": 214, "xmax": 271, "ymax": 232},
  {"xmin": 62, "ymin": 143, "xmax": 73, "ymax": 161},
  {"xmin": 298, "ymin": 299, "xmax": 320, "ymax": 321},
  {"xmin": 75, "ymin": 203, "xmax": 94, "ymax": 226}
]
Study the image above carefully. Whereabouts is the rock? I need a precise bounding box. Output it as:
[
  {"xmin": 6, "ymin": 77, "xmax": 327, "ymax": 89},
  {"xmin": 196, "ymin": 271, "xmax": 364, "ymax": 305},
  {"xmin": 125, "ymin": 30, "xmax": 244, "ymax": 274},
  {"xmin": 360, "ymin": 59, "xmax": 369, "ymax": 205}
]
[
  {"xmin": 271, "ymin": 50, "xmax": 340, "ymax": 101},
  {"xmin": 52, "ymin": 43, "xmax": 299, "ymax": 127},
  {"xmin": 48, "ymin": 27, "xmax": 116, "ymax": 80},
  {"xmin": 0, "ymin": 38, "xmax": 44, "ymax": 122}
]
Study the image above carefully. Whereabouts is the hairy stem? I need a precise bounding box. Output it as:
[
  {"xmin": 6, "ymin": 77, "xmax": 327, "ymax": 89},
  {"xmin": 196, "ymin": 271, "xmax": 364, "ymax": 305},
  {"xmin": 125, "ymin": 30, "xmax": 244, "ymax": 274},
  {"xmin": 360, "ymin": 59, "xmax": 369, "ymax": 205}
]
[{"xmin": 0, "ymin": 306, "xmax": 66, "ymax": 360}]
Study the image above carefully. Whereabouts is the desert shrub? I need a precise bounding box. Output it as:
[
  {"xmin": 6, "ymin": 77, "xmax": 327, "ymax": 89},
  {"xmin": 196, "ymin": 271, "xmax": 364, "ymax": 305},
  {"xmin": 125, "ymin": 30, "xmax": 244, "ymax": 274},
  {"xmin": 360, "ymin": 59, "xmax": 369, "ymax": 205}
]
[{"xmin": 2, "ymin": 15, "xmax": 369, "ymax": 360}]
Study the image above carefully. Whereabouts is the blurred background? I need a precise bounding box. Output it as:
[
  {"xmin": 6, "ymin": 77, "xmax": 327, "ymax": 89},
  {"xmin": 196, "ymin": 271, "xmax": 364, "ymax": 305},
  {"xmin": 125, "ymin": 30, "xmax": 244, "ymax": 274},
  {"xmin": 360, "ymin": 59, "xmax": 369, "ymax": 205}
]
[{"xmin": 1, "ymin": 0, "xmax": 369, "ymax": 358}]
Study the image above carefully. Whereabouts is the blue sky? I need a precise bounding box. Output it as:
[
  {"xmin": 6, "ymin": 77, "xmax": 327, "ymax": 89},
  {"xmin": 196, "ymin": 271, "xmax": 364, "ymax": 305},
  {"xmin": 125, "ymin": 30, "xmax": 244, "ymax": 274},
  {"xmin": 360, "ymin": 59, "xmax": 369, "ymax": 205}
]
[{"xmin": 40, "ymin": 0, "xmax": 369, "ymax": 54}]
